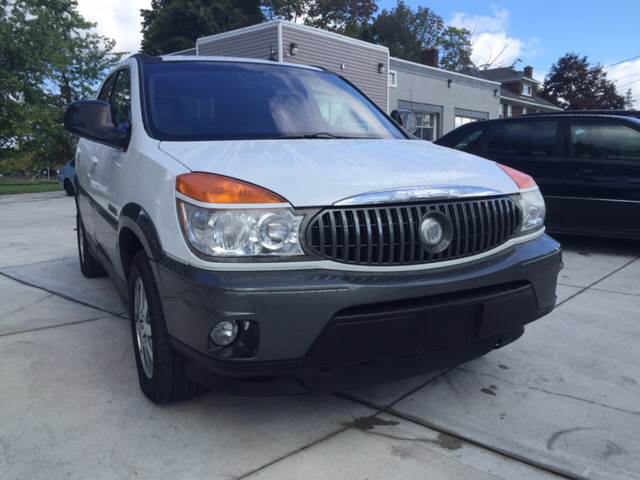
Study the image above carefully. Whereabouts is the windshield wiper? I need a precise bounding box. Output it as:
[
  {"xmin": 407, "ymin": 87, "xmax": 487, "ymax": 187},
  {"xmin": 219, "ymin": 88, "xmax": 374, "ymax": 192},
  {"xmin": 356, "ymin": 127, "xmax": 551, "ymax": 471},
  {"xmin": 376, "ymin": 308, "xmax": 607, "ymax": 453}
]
[{"xmin": 282, "ymin": 132, "xmax": 354, "ymax": 139}]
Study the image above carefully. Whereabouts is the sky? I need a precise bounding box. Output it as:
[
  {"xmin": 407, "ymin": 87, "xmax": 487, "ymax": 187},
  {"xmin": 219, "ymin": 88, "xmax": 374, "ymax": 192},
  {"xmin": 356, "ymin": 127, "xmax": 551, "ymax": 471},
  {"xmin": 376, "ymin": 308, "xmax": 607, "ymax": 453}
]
[{"xmin": 75, "ymin": 0, "xmax": 640, "ymax": 105}]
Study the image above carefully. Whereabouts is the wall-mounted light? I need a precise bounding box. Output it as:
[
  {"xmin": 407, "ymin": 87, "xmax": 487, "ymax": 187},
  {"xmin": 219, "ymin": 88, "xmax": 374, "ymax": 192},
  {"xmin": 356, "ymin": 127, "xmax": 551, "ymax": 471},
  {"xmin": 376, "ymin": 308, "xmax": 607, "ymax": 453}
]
[
  {"xmin": 268, "ymin": 45, "xmax": 277, "ymax": 61},
  {"xmin": 378, "ymin": 62, "xmax": 387, "ymax": 74},
  {"xmin": 289, "ymin": 42, "xmax": 298, "ymax": 56},
  {"xmin": 340, "ymin": 63, "xmax": 346, "ymax": 71},
  {"xmin": 447, "ymin": 79, "xmax": 452, "ymax": 88},
  {"xmin": 493, "ymin": 89, "xmax": 499, "ymax": 97}
]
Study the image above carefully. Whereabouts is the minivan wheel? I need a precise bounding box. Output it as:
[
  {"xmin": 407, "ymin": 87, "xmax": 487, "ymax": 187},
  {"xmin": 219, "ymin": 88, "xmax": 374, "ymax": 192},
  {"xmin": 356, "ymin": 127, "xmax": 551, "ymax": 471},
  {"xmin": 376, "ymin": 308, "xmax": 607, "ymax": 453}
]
[
  {"xmin": 76, "ymin": 212, "xmax": 106, "ymax": 278},
  {"xmin": 63, "ymin": 179, "xmax": 75, "ymax": 196},
  {"xmin": 128, "ymin": 251, "xmax": 202, "ymax": 404}
]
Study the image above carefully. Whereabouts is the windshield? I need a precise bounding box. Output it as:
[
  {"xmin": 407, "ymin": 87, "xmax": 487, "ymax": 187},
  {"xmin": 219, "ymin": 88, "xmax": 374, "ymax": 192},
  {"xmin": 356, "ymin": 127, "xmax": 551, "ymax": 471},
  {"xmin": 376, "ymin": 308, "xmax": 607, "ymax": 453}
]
[{"xmin": 142, "ymin": 61, "xmax": 405, "ymax": 141}]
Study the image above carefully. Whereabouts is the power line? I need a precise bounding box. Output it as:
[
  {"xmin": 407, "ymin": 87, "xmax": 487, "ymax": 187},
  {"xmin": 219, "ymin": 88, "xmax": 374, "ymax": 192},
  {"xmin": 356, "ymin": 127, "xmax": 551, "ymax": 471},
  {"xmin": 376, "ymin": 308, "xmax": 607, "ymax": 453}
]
[
  {"xmin": 611, "ymin": 71, "xmax": 640, "ymax": 82},
  {"xmin": 616, "ymin": 79, "xmax": 640, "ymax": 89},
  {"xmin": 604, "ymin": 54, "xmax": 640, "ymax": 68}
]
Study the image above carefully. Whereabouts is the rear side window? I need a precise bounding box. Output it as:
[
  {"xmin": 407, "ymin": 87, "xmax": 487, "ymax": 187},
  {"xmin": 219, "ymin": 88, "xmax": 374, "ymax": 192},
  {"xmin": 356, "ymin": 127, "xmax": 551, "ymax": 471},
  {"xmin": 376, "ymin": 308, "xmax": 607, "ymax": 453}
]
[
  {"xmin": 570, "ymin": 123, "xmax": 640, "ymax": 160},
  {"xmin": 488, "ymin": 121, "xmax": 557, "ymax": 157}
]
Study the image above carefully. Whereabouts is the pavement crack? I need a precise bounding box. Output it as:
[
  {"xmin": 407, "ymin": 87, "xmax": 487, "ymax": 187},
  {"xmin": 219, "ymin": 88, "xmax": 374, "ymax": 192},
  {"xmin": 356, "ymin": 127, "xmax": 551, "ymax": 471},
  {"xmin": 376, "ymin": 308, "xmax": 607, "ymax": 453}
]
[
  {"xmin": 457, "ymin": 367, "xmax": 640, "ymax": 417},
  {"xmin": 0, "ymin": 314, "xmax": 115, "ymax": 338},
  {"xmin": 555, "ymin": 255, "xmax": 640, "ymax": 308},
  {"xmin": 3, "ymin": 292, "xmax": 54, "ymax": 317},
  {"xmin": 0, "ymin": 270, "xmax": 126, "ymax": 319}
]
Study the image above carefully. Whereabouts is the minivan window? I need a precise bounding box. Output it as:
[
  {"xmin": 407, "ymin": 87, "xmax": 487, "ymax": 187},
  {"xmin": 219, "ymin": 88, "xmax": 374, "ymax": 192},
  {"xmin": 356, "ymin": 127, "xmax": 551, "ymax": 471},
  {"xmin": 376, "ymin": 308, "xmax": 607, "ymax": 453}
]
[
  {"xmin": 110, "ymin": 69, "xmax": 131, "ymax": 129},
  {"xmin": 97, "ymin": 74, "xmax": 117, "ymax": 102},
  {"xmin": 570, "ymin": 123, "xmax": 640, "ymax": 160},
  {"xmin": 142, "ymin": 61, "xmax": 405, "ymax": 141},
  {"xmin": 453, "ymin": 129, "xmax": 483, "ymax": 152},
  {"xmin": 488, "ymin": 121, "xmax": 556, "ymax": 157}
]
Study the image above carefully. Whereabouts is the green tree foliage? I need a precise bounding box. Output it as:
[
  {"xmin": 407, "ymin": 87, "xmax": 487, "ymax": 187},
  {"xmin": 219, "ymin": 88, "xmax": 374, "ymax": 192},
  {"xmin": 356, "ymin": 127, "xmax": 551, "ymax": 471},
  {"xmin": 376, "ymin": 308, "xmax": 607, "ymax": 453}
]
[
  {"xmin": 261, "ymin": 0, "xmax": 308, "ymax": 22},
  {"xmin": 624, "ymin": 88, "xmax": 635, "ymax": 109},
  {"xmin": 141, "ymin": 0, "xmax": 264, "ymax": 55},
  {"xmin": 0, "ymin": 0, "xmax": 122, "ymax": 172},
  {"xmin": 369, "ymin": 1, "xmax": 472, "ymax": 71},
  {"xmin": 541, "ymin": 53, "xmax": 626, "ymax": 110},
  {"xmin": 305, "ymin": 0, "xmax": 378, "ymax": 38}
]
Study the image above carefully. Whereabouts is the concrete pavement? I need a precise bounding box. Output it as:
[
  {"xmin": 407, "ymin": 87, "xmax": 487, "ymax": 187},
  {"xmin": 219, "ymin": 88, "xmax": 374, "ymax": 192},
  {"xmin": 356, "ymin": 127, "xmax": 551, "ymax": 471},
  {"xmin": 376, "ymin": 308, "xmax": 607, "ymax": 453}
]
[{"xmin": 1, "ymin": 191, "xmax": 638, "ymax": 480}]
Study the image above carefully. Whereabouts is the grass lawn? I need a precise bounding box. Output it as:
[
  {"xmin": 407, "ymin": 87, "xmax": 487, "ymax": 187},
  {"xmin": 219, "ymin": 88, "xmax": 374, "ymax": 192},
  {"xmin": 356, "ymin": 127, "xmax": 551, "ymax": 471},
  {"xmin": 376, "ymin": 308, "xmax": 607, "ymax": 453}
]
[{"xmin": 0, "ymin": 178, "xmax": 62, "ymax": 195}]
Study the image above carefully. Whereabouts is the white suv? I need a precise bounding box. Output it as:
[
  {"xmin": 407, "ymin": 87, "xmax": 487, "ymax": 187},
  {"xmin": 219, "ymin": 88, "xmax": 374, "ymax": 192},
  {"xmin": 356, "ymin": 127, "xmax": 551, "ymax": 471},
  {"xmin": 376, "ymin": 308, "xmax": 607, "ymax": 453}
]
[{"xmin": 65, "ymin": 55, "xmax": 561, "ymax": 403}]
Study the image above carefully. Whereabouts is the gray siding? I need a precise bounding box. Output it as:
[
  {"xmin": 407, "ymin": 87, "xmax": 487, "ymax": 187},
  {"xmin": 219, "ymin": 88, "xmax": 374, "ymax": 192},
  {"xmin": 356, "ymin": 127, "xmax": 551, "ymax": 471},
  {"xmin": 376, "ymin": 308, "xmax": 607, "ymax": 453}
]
[
  {"xmin": 197, "ymin": 24, "xmax": 279, "ymax": 60},
  {"xmin": 389, "ymin": 58, "xmax": 501, "ymax": 136},
  {"xmin": 281, "ymin": 24, "xmax": 389, "ymax": 110}
]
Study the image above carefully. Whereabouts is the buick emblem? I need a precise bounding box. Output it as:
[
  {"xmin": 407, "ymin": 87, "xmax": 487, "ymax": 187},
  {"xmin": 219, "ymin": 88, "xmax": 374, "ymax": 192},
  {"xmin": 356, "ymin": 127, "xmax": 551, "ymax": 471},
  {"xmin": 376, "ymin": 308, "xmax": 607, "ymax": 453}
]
[
  {"xmin": 420, "ymin": 217, "xmax": 444, "ymax": 246},
  {"xmin": 419, "ymin": 213, "xmax": 452, "ymax": 252}
]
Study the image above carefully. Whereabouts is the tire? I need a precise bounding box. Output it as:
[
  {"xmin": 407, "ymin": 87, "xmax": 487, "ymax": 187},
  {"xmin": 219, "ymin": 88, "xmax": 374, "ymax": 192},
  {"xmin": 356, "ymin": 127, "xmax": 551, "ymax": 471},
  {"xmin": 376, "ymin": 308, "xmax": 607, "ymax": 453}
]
[
  {"xmin": 77, "ymin": 212, "xmax": 106, "ymax": 278},
  {"xmin": 63, "ymin": 179, "xmax": 75, "ymax": 196},
  {"xmin": 128, "ymin": 251, "xmax": 201, "ymax": 403}
]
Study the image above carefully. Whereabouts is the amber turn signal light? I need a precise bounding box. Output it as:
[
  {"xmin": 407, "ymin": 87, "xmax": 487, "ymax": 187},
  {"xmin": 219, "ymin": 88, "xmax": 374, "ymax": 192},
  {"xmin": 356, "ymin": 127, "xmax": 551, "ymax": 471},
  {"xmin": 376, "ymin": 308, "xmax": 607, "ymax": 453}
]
[
  {"xmin": 496, "ymin": 163, "xmax": 537, "ymax": 190},
  {"xmin": 176, "ymin": 173, "xmax": 286, "ymax": 204}
]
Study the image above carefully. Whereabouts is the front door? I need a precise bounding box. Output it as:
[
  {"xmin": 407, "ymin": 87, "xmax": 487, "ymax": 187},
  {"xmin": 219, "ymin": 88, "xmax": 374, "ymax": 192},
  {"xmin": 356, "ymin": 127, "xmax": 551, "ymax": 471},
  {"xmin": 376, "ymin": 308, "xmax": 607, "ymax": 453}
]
[
  {"xmin": 482, "ymin": 118, "xmax": 565, "ymax": 230},
  {"xmin": 90, "ymin": 68, "xmax": 132, "ymax": 267}
]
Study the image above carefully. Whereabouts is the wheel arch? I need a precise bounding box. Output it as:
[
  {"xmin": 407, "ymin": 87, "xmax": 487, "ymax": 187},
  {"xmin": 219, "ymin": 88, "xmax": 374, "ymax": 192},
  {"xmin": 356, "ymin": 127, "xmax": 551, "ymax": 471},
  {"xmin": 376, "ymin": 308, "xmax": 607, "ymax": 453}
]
[{"xmin": 118, "ymin": 203, "xmax": 164, "ymax": 280}]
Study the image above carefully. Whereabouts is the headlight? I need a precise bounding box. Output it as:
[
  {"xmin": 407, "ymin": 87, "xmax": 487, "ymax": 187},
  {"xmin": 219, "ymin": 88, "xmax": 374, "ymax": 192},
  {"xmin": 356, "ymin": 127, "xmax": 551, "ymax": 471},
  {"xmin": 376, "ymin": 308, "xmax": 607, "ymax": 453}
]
[
  {"xmin": 515, "ymin": 188, "xmax": 545, "ymax": 233},
  {"xmin": 178, "ymin": 200, "xmax": 304, "ymax": 257}
]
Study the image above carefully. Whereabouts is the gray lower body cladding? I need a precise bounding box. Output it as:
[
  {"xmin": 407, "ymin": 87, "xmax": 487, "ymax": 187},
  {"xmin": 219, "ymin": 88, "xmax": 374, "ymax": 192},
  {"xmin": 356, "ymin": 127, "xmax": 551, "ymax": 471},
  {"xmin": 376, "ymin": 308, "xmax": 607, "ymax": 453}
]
[{"xmin": 154, "ymin": 234, "xmax": 561, "ymax": 392}]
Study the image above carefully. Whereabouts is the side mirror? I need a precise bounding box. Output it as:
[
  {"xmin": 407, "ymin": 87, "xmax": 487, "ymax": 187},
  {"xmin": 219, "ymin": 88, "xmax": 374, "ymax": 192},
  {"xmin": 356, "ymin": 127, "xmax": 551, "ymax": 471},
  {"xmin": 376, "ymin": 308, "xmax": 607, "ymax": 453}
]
[
  {"xmin": 64, "ymin": 100, "xmax": 128, "ymax": 149},
  {"xmin": 391, "ymin": 109, "xmax": 418, "ymax": 135}
]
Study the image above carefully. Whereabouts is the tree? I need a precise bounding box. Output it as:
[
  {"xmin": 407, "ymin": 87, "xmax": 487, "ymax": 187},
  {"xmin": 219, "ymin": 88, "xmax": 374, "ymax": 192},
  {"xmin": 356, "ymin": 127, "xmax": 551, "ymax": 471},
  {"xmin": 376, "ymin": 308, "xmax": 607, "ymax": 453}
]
[
  {"xmin": 140, "ymin": 0, "xmax": 264, "ymax": 55},
  {"xmin": 369, "ymin": 1, "xmax": 472, "ymax": 71},
  {"xmin": 624, "ymin": 88, "xmax": 635, "ymax": 109},
  {"xmin": 541, "ymin": 53, "xmax": 626, "ymax": 110},
  {"xmin": 0, "ymin": 0, "xmax": 123, "ymax": 173},
  {"xmin": 261, "ymin": 0, "xmax": 308, "ymax": 23},
  {"xmin": 305, "ymin": 0, "xmax": 378, "ymax": 38}
]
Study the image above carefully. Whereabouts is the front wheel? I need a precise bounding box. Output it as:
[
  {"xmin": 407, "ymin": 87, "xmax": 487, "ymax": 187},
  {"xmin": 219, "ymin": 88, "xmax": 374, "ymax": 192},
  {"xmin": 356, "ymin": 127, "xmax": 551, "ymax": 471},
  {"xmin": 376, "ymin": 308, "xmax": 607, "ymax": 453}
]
[{"xmin": 128, "ymin": 251, "xmax": 201, "ymax": 403}]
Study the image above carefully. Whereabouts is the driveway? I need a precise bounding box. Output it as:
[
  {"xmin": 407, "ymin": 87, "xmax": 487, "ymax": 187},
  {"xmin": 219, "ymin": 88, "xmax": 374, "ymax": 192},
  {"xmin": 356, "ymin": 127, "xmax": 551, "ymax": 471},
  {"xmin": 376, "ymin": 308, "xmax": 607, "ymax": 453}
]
[{"xmin": 1, "ymin": 192, "xmax": 638, "ymax": 480}]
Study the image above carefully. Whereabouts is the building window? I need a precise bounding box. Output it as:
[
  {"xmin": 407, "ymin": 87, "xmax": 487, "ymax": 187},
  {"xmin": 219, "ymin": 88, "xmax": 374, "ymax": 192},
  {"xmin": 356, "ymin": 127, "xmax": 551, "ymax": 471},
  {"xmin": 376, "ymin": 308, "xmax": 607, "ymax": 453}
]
[
  {"xmin": 415, "ymin": 112, "xmax": 438, "ymax": 141},
  {"xmin": 388, "ymin": 70, "xmax": 397, "ymax": 88},
  {"xmin": 455, "ymin": 115, "xmax": 479, "ymax": 128},
  {"xmin": 507, "ymin": 104, "xmax": 513, "ymax": 117},
  {"xmin": 523, "ymin": 84, "xmax": 533, "ymax": 96}
]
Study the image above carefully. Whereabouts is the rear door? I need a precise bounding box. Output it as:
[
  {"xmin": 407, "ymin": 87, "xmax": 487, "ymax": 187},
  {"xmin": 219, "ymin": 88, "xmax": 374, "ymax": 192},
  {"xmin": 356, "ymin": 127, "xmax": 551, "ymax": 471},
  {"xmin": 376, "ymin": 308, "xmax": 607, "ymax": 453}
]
[
  {"xmin": 563, "ymin": 117, "xmax": 640, "ymax": 237},
  {"xmin": 482, "ymin": 118, "xmax": 565, "ymax": 231}
]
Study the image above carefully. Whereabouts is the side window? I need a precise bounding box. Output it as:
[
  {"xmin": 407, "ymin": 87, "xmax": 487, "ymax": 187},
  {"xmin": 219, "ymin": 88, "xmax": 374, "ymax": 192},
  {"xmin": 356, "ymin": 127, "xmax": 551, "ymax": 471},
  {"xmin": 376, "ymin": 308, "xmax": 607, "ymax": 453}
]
[
  {"xmin": 110, "ymin": 69, "xmax": 131, "ymax": 129},
  {"xmin": 488, "ymin": 121, "xmax": 556, "ymax": 157},
  {"xmin": 97, "ymin": 74, "xmax": 117, "ymax": 101},
  {"xmin": 570, "ymin": 123, "xmax": 640, "ymax": 160},
  {"xmin": 452, "ymin": 128, "xmax": 484, "ymax": 152}
]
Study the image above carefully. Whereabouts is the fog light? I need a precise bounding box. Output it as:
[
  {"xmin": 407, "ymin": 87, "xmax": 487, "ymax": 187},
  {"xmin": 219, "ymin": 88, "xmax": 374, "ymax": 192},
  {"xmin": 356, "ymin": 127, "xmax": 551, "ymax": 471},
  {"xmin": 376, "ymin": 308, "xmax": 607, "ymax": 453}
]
[{"xmin": 210, "ymin": 321, "xmax": 239, "ymax": 346}]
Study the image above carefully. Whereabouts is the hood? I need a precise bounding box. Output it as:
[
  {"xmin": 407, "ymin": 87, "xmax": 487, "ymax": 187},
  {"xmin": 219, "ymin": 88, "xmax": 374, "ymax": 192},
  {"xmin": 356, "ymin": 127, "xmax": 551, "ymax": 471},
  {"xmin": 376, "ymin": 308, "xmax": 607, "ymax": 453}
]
[{"xmin": 159, "ymin": 139, "xmax": 519, "ymax": 207}]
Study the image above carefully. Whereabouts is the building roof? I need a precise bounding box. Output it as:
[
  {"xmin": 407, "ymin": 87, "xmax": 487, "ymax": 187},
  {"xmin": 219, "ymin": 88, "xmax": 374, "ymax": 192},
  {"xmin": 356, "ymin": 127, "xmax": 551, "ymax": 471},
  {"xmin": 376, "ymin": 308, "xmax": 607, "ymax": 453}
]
[
  {"xmin": 500, "ymin": 89, "xmax": 563, "ymax": 110},
  {"xmin": 462, "ymin": 66, "xmax": 539, "ymax": 84}
]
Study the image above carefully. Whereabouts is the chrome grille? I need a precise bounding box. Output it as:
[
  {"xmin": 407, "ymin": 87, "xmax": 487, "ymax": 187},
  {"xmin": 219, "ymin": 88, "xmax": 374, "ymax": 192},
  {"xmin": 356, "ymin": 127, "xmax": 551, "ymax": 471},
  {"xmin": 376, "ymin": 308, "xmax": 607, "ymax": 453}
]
[{"xmin": 305, "ymin": 197, "xmax": 521, "ymax": 266}]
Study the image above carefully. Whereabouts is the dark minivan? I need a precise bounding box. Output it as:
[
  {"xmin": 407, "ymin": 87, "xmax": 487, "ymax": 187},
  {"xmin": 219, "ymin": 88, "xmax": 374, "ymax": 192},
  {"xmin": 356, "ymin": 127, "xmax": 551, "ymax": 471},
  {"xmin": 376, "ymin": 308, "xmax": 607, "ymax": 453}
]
[{"xmin": 435, "ymin": 113, "xmax": 640, "ymax": 239}]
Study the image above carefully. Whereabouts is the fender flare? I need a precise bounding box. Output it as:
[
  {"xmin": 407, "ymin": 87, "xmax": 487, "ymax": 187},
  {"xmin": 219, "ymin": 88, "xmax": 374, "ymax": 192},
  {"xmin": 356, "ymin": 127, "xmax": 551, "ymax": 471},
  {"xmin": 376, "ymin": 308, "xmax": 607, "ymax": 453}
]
[{"xmin": 118, "ymin": 203, "xmax": 164, "ymax": 263}]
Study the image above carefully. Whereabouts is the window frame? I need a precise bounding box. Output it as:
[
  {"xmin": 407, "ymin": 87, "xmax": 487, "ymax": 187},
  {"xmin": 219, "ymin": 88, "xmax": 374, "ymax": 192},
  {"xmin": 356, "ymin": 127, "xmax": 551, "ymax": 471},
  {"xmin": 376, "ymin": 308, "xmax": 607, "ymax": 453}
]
[{"xmin": 388, "ymin": 69, "xmax": 397, "ymax": 88}]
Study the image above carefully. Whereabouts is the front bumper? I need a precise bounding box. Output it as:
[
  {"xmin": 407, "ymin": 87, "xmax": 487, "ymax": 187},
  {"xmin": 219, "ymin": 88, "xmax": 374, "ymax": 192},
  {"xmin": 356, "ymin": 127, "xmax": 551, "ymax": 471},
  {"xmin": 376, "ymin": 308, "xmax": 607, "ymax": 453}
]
[{"xmin": 154, "ymin": 234, "xmax": 561, "ymax": 392}]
